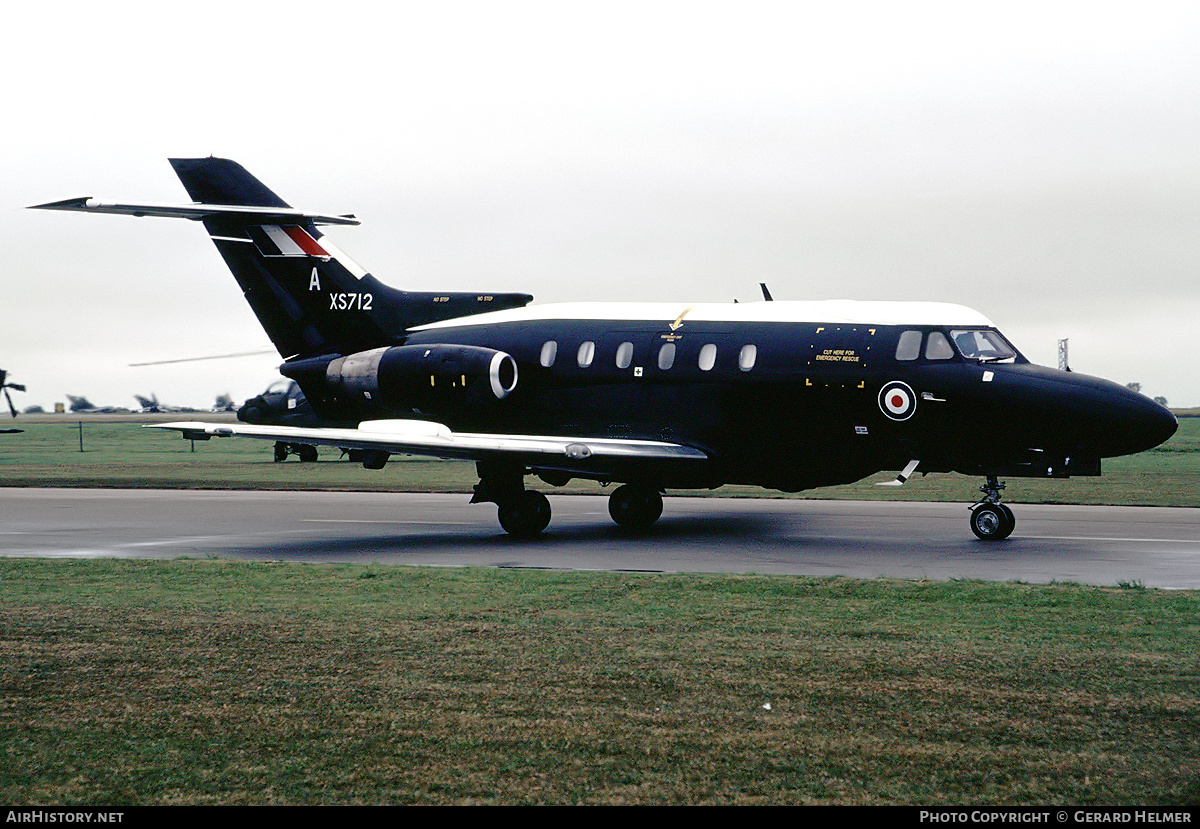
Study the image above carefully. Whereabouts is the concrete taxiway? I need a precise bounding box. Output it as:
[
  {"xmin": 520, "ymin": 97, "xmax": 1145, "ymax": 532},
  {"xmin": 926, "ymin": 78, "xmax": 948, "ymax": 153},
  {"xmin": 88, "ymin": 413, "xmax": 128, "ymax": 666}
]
[{"xmin": 2, "ymin": 487, "xmax": 1198, "ymax": 588}]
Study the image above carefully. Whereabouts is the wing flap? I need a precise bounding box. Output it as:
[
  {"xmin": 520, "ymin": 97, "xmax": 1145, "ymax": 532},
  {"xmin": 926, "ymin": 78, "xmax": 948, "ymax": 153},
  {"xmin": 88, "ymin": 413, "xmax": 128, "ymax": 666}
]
[
  {"xmin": 29, "ymin": 197, "xmax": 360, "ymax": 226},
  {"xmin": 148, "ymin": 419, "xmax": 709, "ymax": 464}
]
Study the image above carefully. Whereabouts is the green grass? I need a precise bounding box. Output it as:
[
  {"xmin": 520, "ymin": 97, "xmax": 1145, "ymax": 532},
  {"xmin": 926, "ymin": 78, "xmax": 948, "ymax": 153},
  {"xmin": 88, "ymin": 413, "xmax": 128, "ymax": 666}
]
[
  {"xmin": 2, "ymin": 559, "xmax": 1197, "ymax": 806},
  {"xmin": 4, "ymin": 417, "xmax": 1197, "ymax": 805},
  {"xmin": 2, "ymin": 414, "xmax": 1198, "ymax": 506}
]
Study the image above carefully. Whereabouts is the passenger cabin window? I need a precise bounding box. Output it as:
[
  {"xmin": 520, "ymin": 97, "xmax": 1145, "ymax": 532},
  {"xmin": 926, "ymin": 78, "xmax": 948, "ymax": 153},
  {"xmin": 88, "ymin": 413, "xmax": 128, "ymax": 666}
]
[
  {"xmin": 539, "ymin": 341, "xmax": 557, "ymax": 368},
  {"xmin": 925, "ymin": 331, "xmax": 954, "ymax": 360},
  {"xmin": 698, "ymin": 343, "xmax": 717, "ymax": 371},
  {"xmin": 895, "ymin": 330, "xmax": 922, "ymax": 361},
  {"xmin": 738, "ymin": 344, "xmax": 757, "ymax": 371},
  {"xmin": 657, "ymin": 342, "xmax": 676, "ymax": 370},
  {"xmin": 577, "ymin": 341, "xmax": 595, "ymax": 368},
  {"xmin": 615, "ymin": 341, "xmax": 634, "ymax": 370}
]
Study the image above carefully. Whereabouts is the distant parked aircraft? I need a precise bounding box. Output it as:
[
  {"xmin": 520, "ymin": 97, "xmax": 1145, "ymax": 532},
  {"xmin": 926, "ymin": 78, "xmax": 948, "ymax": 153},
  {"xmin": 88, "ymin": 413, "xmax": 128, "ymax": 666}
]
[
  {"xmin": 134, "ymin": 393, "xmax": 197, "ymax": 414},
  {"xmin": 239, "ymin": 378, "xmax": 355, "ymax": 462},
  {"xmin": 65, "ymin": 395, "xmax": 130, "ymax": 414}
]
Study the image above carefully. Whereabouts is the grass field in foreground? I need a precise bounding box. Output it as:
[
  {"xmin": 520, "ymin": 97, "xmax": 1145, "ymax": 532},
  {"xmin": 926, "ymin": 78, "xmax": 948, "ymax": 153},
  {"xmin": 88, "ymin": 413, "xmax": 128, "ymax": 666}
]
[
  {"xmin": 1, "ymin": 559, "xmax": 1197, "ymax": 806},
  {"xmin": 2, "ymin": 415, "xmax": 1198, "ymax": 506}
]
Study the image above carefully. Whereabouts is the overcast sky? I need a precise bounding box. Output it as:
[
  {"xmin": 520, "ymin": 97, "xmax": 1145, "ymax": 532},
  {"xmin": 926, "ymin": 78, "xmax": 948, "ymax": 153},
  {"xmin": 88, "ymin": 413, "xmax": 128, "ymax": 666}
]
[{"xmin": 5, "ymin": 0, "xmax": 1199, "ymax": 411}]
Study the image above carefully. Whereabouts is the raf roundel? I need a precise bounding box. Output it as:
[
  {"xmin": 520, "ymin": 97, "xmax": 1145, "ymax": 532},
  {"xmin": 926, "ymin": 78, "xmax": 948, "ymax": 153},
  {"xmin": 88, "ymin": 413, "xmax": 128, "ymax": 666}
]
[{"xmin": 878, "ymin": 380, "xmax": 917, "ymax": 421}]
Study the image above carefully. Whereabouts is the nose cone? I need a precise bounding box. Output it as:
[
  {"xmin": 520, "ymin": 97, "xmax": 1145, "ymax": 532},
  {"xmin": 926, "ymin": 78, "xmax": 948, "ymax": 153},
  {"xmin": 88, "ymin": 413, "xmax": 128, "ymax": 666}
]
[
  {"xmin": 1099, "ymin": 386, "xmax": 1177, "ymax": 457},
  {"xmin": 983, "ymin": 366, "xmax": 1177, "ymax": 460},
  {"xmin": 1056, "ymin": 373, "xmax": 1177, "ymax": 458}
]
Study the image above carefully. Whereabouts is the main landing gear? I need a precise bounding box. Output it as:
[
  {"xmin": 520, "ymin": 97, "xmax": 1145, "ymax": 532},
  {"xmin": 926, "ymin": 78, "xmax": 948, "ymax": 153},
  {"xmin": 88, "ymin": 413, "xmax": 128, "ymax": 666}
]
[
  {"xmin": 471, "ymin": 465, "xmax": 551, "ymax": 538},
  {"xmin": 496, "ymin": 490, "xmax": 552, "ymax": 538},
  {"xmin": 274, "ymin": 441, "xmax": 318, "ymax": 462},
  {"xmin": 607, "ymin": 484, "xmax": 664, "ymax": 533},
  {"xmin": 472, "ymin": 462, "xmax": 664, "ymax": 537},
  {"xmin": 969, "ymin": 476, "xmax": 1015, "ymax": 541}
]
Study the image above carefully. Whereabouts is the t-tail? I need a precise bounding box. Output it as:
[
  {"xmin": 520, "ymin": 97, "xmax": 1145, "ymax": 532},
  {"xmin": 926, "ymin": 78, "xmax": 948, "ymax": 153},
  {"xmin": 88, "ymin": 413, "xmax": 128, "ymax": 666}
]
[{"xmin": 30, "ymin": 157, "xmax": 533, "ymax": 360}]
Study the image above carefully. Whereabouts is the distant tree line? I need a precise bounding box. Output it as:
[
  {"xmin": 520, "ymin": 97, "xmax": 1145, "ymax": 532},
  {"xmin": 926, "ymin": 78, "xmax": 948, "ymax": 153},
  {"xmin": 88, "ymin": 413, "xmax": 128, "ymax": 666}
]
[{"xmin": 1126, "ymin": 382, "xmax": 1168, "ymax": 408}]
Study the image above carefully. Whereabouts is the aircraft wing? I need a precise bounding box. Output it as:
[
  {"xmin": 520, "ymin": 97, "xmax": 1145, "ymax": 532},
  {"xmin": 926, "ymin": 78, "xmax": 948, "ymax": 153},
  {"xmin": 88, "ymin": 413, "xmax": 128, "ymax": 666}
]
[
  {"xmin": 29, "ymin": 197, "xmax": 360, "ymax": 226},
  {"xmin": 147, "ymin": 419, "xmax": 709, "ymax": 466}
]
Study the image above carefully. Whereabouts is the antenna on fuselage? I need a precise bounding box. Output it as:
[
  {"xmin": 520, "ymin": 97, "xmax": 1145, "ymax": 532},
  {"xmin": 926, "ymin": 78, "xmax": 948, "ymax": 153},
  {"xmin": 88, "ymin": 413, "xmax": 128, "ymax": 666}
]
[
  {"xmin": 759, "ymin": 283, "xmax": 774, "ymax": 301},
  {"xmin": 1058, "ymin": 338, "xmax": 1070, "ymax": 371}
]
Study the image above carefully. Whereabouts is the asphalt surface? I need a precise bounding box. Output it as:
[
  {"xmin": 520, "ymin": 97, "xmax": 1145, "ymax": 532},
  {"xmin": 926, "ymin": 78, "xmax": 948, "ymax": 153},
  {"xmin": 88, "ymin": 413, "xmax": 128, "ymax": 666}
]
[{"xmin": 2, "ymin": 487, "xmax": 1198, "ymax": 588}]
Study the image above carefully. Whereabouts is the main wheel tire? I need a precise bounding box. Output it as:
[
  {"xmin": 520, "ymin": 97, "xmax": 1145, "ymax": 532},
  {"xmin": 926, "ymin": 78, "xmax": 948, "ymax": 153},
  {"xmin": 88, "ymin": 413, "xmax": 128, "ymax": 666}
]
[
  {"xmin": 497, "ymin": 490, "xmax": 552, "ymax": 538},
  {"xmin": 970, "ymin": 503, "xmax": 1015, "ymax": 541},
  {"xmin": 298, "ymin": 445, "xmax": 318, "ymax": 463},
  {"xmin": 998, "ymin": 503, "xmax": 1015, "ymax": 534},
  {"xmin": 608, "ymin": 485, "xmax": 664, "ymax": 532},
  {"xmin": 273, "ymin": 442, "xmax": 288, "ymax": 462}
]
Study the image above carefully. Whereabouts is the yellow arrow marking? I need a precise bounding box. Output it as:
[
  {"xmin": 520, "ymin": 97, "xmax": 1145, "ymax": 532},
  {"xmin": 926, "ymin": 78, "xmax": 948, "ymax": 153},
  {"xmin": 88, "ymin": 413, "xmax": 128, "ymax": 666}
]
[{"xmin": 669, "ymin": 305, "xmax": 695, "ymax": 331}]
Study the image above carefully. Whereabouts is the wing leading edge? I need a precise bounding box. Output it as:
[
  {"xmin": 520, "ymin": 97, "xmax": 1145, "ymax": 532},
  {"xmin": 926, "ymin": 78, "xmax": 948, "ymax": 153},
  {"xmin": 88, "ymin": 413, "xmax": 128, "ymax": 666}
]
[{"xmin": 148, "ymin": 420, "xmax": 709, "ymax": 466}]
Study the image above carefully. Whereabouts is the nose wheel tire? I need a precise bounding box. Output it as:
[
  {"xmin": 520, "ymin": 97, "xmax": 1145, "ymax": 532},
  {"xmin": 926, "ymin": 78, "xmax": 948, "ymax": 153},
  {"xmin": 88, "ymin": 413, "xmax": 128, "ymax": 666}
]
[
  {"xmin": 497, "ymin": 490, "xmax": 552, "ymax": 538},
  {"xmin": 970, "ymin": 503, "xmax": 1015, "ymax": 541}
]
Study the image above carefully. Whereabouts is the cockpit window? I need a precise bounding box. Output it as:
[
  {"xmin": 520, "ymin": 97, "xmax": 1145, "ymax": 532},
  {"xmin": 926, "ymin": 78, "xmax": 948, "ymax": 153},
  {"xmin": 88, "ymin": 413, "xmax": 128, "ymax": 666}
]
[
  {"xmin": 951, "ymin": 329, "xmax": 1017, "ymax": 362},
  {"xmin": 925, "ymin": 331, "xmax": 954, "ymax": 360},
  {"xmin": 895, "ymin": 330, "xmax": 922, "ymax": 361}
]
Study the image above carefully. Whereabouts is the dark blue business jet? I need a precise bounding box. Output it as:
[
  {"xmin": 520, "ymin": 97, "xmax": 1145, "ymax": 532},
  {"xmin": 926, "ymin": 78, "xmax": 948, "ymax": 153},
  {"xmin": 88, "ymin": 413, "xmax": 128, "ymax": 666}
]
[{"xmin": 31, "ymin": 158, "xmax": 1177, "ymax": 540}]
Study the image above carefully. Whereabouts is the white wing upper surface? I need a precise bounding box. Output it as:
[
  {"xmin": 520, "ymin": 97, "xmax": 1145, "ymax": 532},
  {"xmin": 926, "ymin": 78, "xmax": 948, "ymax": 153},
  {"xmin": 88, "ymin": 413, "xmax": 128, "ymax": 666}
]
[{"xmin": 148, "ymin": 420, "xmax": 709, "ymax": 464}]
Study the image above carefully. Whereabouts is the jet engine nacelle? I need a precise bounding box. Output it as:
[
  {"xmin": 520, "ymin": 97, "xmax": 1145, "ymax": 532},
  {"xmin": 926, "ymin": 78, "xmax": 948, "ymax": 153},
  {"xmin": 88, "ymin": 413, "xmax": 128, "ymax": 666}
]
[{"xmin": 326, "ymin": 344, "xmax": 518, "ymax": 410}]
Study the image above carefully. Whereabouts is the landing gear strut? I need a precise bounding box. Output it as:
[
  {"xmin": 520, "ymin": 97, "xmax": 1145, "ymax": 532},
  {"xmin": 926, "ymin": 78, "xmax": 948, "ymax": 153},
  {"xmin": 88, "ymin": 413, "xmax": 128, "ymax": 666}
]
[{"xmin": 969, "ymin": 476, "xmax": 1015, "ymax": 541}]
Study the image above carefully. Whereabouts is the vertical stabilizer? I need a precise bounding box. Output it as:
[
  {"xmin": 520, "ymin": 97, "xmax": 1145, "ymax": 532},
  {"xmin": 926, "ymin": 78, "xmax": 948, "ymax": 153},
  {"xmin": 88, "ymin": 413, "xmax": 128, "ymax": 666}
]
[
  {"xmin": 168, "ymin": 158, "xmax": 532, "ymax": 359},
  {"xmin": 170, "ymin": 157, "xmax": 408, "ymax": 359}
]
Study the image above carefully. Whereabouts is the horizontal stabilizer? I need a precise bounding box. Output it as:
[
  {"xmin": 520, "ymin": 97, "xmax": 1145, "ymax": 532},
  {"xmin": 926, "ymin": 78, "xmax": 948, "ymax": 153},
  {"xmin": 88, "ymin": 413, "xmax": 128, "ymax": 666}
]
[
  {"xmin": 28, "ymin": 197, "xmax": 360, "ymax": 226},
  {"xmin": 148, "ymin": 420, "xmax": 709, "ymax": 464}
]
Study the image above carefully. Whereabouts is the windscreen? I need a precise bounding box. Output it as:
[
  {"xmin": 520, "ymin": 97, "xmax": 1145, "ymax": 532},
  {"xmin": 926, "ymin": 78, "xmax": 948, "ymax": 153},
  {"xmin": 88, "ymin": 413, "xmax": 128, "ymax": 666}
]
[{"xmin": 950, "ymin": 329, "xmax": 1018, "ymax": 362}]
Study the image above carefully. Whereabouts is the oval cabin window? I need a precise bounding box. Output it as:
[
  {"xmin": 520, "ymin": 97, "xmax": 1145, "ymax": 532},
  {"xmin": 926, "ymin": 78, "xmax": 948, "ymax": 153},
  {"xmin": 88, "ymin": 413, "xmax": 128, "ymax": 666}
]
[
  {"xmin": 615, "ymin": 341, "xmax": 634, "ymax": 370},
  {"xmin": 577, "ymin": 341, "xmax": 595, "ymax": 368},
  {"xmin": 658, "ymin": 342, "xmax": 676, "ymax": 370},
  {"xmin": 738, "ymin": 344, "xmax": 757, "ymax": 371}
]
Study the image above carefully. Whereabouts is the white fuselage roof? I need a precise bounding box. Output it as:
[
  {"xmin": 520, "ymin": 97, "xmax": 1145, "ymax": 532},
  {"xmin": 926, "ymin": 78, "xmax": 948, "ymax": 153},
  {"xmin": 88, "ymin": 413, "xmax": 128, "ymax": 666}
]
[{"xmin": 413, "ymin": 299, "xmax": 996, "ymax": 332}]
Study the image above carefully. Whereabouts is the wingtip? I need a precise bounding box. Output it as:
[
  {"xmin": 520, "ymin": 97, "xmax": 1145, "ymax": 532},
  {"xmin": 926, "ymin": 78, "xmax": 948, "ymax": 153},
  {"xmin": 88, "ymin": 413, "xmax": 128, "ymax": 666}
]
[{"xmin": 27, "ymin": 197, "xmax": 93, "ymax": 211}]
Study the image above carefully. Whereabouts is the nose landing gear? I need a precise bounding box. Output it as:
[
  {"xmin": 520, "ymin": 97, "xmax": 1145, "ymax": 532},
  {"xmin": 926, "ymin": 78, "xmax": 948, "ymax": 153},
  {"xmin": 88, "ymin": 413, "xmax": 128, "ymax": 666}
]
[{"xmin": 970, "ymin": 476, "xmax": 1015, "ymax": 541}]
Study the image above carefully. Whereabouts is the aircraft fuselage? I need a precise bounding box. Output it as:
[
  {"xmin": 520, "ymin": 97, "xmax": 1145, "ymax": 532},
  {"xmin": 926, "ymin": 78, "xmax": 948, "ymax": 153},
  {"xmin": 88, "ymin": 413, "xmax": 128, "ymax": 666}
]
[{"xmin": 285, "ymin": 300, "xmax": 1177, "ymax": 494}]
